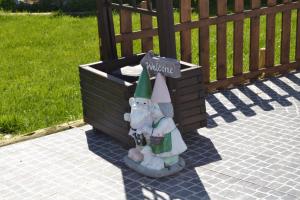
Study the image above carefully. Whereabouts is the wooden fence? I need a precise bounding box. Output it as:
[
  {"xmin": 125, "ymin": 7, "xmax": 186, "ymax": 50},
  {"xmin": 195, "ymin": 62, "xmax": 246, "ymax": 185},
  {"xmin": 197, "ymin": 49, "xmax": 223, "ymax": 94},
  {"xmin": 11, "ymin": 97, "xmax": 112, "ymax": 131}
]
[{"xmin": 98, "ymin": 0, "xmax": 300, "ymax": 91}]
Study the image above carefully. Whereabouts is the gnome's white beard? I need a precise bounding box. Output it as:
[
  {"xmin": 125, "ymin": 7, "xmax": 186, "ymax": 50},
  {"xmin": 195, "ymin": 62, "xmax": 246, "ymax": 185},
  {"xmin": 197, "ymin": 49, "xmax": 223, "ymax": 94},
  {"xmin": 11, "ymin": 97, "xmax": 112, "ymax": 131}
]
[{"xmin": 130, "ymin": 107, "xmax": 152, "ymax": 129}]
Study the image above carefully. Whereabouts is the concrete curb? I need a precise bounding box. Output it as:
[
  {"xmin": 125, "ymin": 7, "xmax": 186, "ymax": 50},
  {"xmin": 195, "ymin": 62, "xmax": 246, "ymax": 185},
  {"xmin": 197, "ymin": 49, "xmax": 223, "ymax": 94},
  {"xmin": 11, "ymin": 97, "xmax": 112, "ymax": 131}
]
[{"xmin": 0, "ymin": 120, "xmax": 86, "ymax": 147}]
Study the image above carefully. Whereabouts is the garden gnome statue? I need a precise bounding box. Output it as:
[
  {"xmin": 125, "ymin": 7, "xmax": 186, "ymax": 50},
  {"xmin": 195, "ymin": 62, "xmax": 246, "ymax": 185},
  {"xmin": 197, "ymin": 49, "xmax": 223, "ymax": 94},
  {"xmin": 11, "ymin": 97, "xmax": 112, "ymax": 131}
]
[
  {"xmin": 144, "ymin": 73, "xmax": 187, "ymax": 167},
  {"xmin": 124, "ymin": 67, "xmax": 152, "ymax": 162},
  {"xmin": 124, "ymin": 64, "xmax": 187, "ymax": 178}
]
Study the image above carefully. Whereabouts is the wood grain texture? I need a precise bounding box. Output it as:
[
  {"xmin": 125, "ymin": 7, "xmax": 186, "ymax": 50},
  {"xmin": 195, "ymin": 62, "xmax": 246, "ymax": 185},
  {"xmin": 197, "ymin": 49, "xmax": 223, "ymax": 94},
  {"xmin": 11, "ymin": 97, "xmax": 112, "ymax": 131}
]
[
  {"xmin": 120, "ymin": 8, "xmax": 133, "ymax": 57},
  {"xmin": 180, "ymin": 0, "xmax": 192, "ymax": 62},
  {"xmin": 265, "ymin": 0, "xmax": 276, "ymax": 68},
  {"xmin": 281, "ymin": 0, "xmax": 292, "ymax": 65},
  {"xmin": 217, "ymin": 0, "xmax": 227, "ymax": 80},
  {"xmin": 114, "ymin": 2, "xmax": 300, "ymax": 43},
  {"xmin": 233, "ymin": 0, "xmax": 244, "ymax": 76},
  {"xmin": 96, "ymin": 0, "xmax": 118, "ymax": 60},
  {"xmin": 297, "ymin": 8, "xmax": 300, "ymax": 62},
  {"xmin": 207, "ymin": 62, "xmax": 299, "ymax": 91},
  {"xmin": 249, "ymin": 0, "xmax": 261, "ymax": 73},
  {"xmin": 198, "ymin": 0, "xmax": 210, "ymax": 83},
  {"xmin": 140, "ymin": 1, "xmax": 153, "ymax": 52}
]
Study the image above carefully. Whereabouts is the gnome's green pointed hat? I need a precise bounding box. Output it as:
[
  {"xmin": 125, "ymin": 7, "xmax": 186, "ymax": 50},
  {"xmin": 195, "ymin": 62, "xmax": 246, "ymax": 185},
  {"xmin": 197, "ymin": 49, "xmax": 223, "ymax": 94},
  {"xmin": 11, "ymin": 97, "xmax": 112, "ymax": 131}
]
[{"xmin": 134, "ymin": 68, "xmax": 152, "ymax": 99}]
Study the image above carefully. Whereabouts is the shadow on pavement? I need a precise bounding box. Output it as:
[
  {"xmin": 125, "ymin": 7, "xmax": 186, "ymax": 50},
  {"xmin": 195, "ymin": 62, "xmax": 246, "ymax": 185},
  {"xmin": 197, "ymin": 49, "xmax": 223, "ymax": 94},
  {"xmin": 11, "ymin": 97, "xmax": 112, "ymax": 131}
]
[
  {"xmin": 206, "ymin": 71, "xmax": 299, "ymax": 128},
  {"xmin": 86, "ymin": 130, "xmax": 221, "ymax": 200}
]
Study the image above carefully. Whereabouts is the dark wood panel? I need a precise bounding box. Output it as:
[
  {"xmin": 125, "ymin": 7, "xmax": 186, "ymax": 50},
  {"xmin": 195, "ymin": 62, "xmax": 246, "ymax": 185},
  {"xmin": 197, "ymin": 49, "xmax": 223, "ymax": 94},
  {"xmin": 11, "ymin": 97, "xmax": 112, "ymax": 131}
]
[
  {"xmin": 180, "ymin": 67, "xmax": 202, "ymax": 80},
  {"xmin": 181, "ymin": 108, "xmax": 203, "ymax": 118},
  {"xmin": 84, "ymin": 103, "xmax": 128, "ymax": 129},
  {"xmin": 182, "ymin": 120, "xmax": 207, "ymax": 133},
  {"xmin": 181, "ymin": 113, "xmax": 207, "ymax": 125},
  {"xmin": 178, "ymin": 99, "xmax": 206, "ymax": 111},
  {"xmin": 79, "ymin": 67, "xmax": 129, "ymax": 93},
  {"xmin": 178, "ymin": 76, "xmax": 201, "ymax": 88},
  {"xmin": 81, "ymin": 88, "xmax": 128, "ymax": 111},
  {"xmin": 177, "ymin": 92, "xmax": 201, "ymax": 104},
  {"xmin": 80, "ymin": 81, "xmax": 127, "ymax": 105},
  {"xmin": 177, "ymin": 83, "xmax": 204, "ymax": 96},
  {"xmin": 80, "ymin": 72, "xmax": 126, "ymax": 96},
  {"xmin": 82, "ymin": 95, "xmax": 128, "ymax": 121},
  {"xmin": 85, "ymin": 117, "xmax": 132, "ymax": 146}
]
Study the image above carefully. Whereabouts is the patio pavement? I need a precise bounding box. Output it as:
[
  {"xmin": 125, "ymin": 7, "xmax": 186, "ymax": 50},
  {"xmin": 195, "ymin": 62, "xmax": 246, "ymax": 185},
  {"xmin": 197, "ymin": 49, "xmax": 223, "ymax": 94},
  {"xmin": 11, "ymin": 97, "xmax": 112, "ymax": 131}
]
[{"xmin": 0, "ymin": 71, "xmax": 300, "ymax": 200}]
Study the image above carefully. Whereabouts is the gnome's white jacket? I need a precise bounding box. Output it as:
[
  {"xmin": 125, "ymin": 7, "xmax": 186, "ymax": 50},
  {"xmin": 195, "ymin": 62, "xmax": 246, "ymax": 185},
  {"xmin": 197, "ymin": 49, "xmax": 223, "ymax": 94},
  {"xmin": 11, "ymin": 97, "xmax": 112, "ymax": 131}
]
[{"xmin": 150, "ymin": 117, "xmax": 187, "ymax": 158}]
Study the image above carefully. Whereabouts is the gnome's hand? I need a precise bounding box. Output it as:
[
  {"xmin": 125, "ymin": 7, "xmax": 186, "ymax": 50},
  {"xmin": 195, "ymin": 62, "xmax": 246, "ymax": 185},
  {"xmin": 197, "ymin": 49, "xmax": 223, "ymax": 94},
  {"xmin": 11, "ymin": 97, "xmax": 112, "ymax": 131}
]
[
  {"xmin": 140, "ymin": 126, "xmax": 153, "ymax": 136},
  {"xmin": 124, "ymin": 113, "xmax": 131, "ymax": 122}
]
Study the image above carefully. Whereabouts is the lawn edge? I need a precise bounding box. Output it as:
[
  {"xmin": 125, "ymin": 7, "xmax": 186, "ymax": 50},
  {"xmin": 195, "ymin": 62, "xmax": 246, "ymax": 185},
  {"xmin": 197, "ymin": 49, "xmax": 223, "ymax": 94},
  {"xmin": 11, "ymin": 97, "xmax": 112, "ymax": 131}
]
[{"xmin": 0, "ymin": 119, "xmax": 86, "ymax": 147}]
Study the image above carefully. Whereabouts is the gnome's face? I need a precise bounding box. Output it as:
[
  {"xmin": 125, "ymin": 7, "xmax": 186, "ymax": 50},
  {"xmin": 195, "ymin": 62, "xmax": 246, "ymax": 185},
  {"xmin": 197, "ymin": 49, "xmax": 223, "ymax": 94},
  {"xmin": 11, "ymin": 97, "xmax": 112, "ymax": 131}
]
[
  {"xmin": 151, "ymin": 103, "xmax": 164, "ymax": 120},
  {"xmin": 129, "ymin": 97, "xmax": 152, "ymax": 129}
]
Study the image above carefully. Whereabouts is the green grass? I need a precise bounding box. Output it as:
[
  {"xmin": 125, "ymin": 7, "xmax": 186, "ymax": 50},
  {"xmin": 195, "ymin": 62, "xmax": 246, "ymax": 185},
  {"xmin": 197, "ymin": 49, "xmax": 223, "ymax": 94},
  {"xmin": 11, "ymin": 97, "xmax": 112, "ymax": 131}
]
[{"xmin": 0, "ymin": 10, "xmax": 298, "ymax": 138}]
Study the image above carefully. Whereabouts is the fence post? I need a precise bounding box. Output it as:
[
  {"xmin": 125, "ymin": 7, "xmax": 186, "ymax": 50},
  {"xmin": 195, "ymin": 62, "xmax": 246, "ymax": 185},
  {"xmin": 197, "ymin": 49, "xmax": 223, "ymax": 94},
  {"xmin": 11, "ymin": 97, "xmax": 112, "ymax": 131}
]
[
  {"xmin": 233, "ymin": 0, "xmax": 244, "ymax": 76},
  {"xmin": 198, "ymin": 0, "xmax": 210, "ymax": 84},
  {"xmin": 216, "ymin": 0, "xmax": 227, "ymax": 81},
  {"xmin": 156, "ymin": 0, "xmax": 177, "ymax": 58},
  {"xmin": 297, "ymin": 2, "xmax": 300, "ymax": 63},
  {"xmin": 280, "ymin": 0, "xmax": 292, "ymax": 68},
  {"xmin": 120, "ymin": 7, "xmax": 133, "ymax": 57},
  {"xmin": 96, "ymin": 0, "xmax": 118, "ymax": 61},
  {"xmin": 265, "ymin": 0, "xmax": 276, "ymax": 69},
  {"xmin": 180, "ymin": 0, "xmax": 192, "ymax": 63},
  {"xmin": 249, "ymin": 0, "xmax": 261, "ymax": 74},
  {"xmin": 140, "ymin": 1, "xmax": 153, "ymax": 52}
]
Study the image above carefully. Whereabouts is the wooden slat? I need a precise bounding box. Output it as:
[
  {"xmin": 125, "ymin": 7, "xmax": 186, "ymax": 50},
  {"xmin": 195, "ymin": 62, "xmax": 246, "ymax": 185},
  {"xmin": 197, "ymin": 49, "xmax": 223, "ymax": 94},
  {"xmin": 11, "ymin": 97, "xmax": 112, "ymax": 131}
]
[
  {"xmin": 198, "ymin": 0, "xmax": 210, "ymax": 83},
  {"xmin": 140, "ymin": 1, "xmax": 153, "ymax": 52},
  {"xmin": 182, "ymin": 120, "xmax": 207, "ymax": 133},
  {"xmin": 281, "ymin": 0, "xmax": 292, "ymax": 65},
  {"xmin": 177, "ymin": 83, "xmax": 204, "ymax": 96},
  {"xmin": 181, "ymin": 113, "xmax": 207, "ymax": 125},
  {"xmin": 249, "ymin": 0, "xmax": 261, "ymax": 73},
  {"xmin": 297, "ymin": 7, "xmax": 300, "ymax": 62},
  {"xmin": 207, "ymin": 61, "xmax": 299, "ymax": 91},
  {"xmin": 114, "ymin": 2, "xmax": 300, "ymax": 43},
  {"xmin": 120, "ymin": 8, "xmax": 133, "ymax": 57},
  {"xmin": 265, "ymin": 0, "xmax": 277, "ymax": 68},
  {"xmin": 233, "ymin": 0, "xmax": 244, "ymax": 76},
  {"xmin": 217, "ymin": 0, "xmax": 227, "ymax": 80},
  {"xmin": 178, "ymin": 76, "xmax": 201, "ymax": 88},
  {"xmin": 178, "ymin": 99, "xmax": 206, "ymax": 111},
  {"xmin": 180, "ymin": 0, "xmax": 192, "ymax": 62},
  {"xmin": 96, "ymin": 0, "xmax": 118, "ymax": 60}
]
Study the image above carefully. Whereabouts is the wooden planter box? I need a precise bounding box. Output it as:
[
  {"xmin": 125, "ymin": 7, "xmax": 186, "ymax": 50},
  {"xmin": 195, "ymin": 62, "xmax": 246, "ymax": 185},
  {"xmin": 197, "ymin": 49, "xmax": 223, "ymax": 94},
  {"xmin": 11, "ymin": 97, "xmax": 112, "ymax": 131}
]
[{"xmin": 79, "ymin": 53, "xmax": 207, "ymax": 147}]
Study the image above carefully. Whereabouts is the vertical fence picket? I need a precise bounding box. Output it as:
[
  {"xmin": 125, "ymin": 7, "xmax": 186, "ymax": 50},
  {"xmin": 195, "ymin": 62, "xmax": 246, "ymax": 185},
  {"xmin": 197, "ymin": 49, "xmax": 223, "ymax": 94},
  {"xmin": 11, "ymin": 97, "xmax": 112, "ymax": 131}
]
[
  {"xmin": 180, "ymin": 0, "xmax": 192, "ymax": 62},
  {"xmin": 217, "ymin": 0, "xmax": 227, "ymax": 81},
  {"xmin": 140, "ymin": 1, "xmax": 153, "ymax": 52},
  {"xmin": 296, "ymin": 4, "xmax": 300, "ymax": 62},
  {"xmin": 198, "ymin": 0, "xmax": 210, "ymax": 83},
  {"xmin": 281, "ymin": 0, "xmax": 292, "ymax": 66},
  {"xmin": 233, "ymin": 0, "xmax": 244, "ymax": 76},
  {"xmin": 265, "ymin": 0, "xmax": 276, "ymax": 68},
  {"xmin": 120, "ymin": 8, "xmax": 133, "ymax": 57},
  {"xmin": 249, "ymin": 0, "xmax": 261, "ymax": 73}
]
